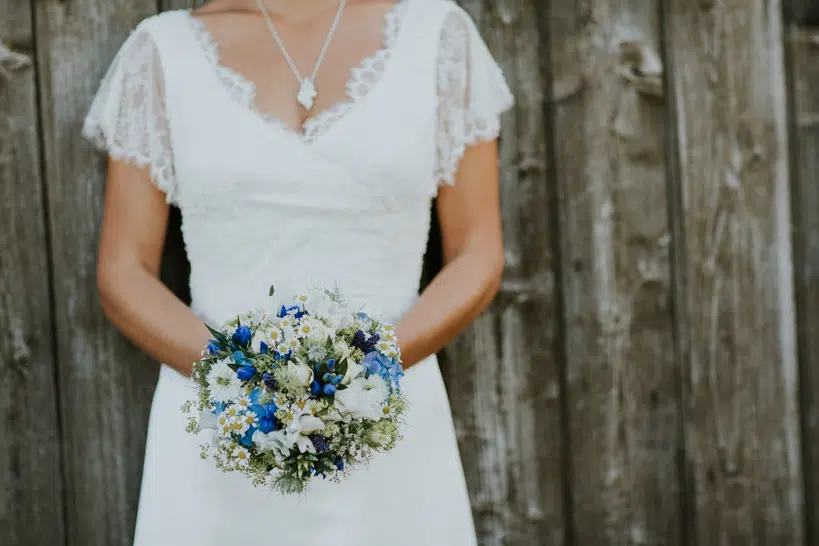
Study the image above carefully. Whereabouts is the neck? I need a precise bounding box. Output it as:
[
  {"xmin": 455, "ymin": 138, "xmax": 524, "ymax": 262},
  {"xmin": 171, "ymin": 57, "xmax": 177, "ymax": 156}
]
[{"xmin": 256, "ymin": 0, "xmax": 340, "ymax": 19}]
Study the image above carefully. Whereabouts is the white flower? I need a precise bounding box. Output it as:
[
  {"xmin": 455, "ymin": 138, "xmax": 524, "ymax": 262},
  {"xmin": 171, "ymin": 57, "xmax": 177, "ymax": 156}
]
[
  {"xmin": 335, "ymin": 376, "xmax": 388, "ymax": 421},
  {"xmin": 296, "ymin": 434, "xmax": 316, "ymax": 454},
  {"xmin": 198, "ymin": 408, "xmax": 218, "ymax": 430},
  {"xmin": 333, "ymin": 341, "xmax": 352, "ymax": 360},
  {"xmin": 240, "ymin": 411, "xmax": 259, "ymax": 433},
  {"xmin": 287, "ymin": 414, "xmax": 325, "ymax": 435},
  {"xmin": 232, "ymin": 446, "xmax": 251, "ymax": 468},
  {"xmin": 366, "ymin": 429, "xmax": 389, "ymax": 447},
  {"xmin": 313, "ymin": 297, "xmax": 352, "ymax": 329},
  {"xmin": 283, "ymin": 327, "xmax": 298, "ymax": 340},
  {"xmin": 341, "ymin": 359, "xmax": 363, "ymax": 385},
  {"xmin": 206, "ymin": 360, "xmax": 242, "ymax": 403},
  {"xmin": 307, "ymin": 345, "xmax": 328, "ymax": 363},
  {"xmin": 252, "ymin": 429, "xmax": 296, "ymax": 458},
  {"xmin": 235, "ymin": 395, "xmax": 252, "ymax": 411},
  {"xmin": 296, "ymin": 318, "xmax": 319, "ymax": 339},
  {"xmin": 294, "ymin": 294, "xmax": 311, "ymax": 307},
  {"xmin": 281, "ymin": 361, "xmax": 313, "ymax": 388}
]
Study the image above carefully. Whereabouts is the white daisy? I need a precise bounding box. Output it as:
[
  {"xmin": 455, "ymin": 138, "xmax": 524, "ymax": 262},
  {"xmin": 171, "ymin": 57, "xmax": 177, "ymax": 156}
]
[
  {"xmin": 235, "ymin": 395, "xmax": 252, "ymax": 411},
  {"xmin": 206, "ymin": 360, "xmax": 242, "ymax": 403},
  {"xmin": 294, "ymin": 294, "xmax": 310, "ymax": 307},
  {"xmin": 240, "ymin": 411, "xmax": 259, "ymax": 433},
  {"xmin": 233, "ymin": 446, "xmax": 251, "ymax": 468},
  {"xmin": 295, "ymin": 318, "xmax": 316, "ymax": 338}
]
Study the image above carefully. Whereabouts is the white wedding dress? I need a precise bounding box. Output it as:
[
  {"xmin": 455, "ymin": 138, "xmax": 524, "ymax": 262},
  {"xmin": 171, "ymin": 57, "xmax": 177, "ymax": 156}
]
[{"xmin": 83, "ymin": 0, "xmax": 512, "ymax": 544}]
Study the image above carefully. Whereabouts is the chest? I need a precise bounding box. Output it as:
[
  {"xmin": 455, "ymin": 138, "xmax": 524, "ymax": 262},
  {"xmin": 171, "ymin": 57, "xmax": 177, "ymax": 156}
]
[{"xmin": 154, "ymin": 7, "xmax": 440, "ymax": 209}]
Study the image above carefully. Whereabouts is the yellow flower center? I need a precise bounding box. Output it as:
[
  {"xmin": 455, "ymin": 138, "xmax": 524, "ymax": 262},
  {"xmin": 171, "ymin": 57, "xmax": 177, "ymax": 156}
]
[{"xmin": 297, "ymin": 400, "xmax": 307, "ymax": 410}]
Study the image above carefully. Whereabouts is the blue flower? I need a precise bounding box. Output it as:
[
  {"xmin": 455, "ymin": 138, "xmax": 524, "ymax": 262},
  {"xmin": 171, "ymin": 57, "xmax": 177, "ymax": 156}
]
[
  {"xmin": 232, "ymin": 350, "xmax": 250, "ymax": 365},
  {"xmin": 309, "ymin": 434, "xmax": 329, "ymax": 453},
  {"xmin": 259, "ymin": 341, "xmax": 270, "ymax": 355},
  {"xmin": 211, "ymin": 401, "xmax": 226, "ymax": 415},
  {"xmin": 351, "ymin": 330, "xmax": 380, "ymax": 353},
  {"xmin": 311, "ymin": 380, "xmax": 322, "ymax": 396},
  {"xmin": 323, "ymin": 383, "xmax": 337, "ymax": 396},
  {"xmin": 257, "ymin": 403, "xmax": 278, "ymax": 433},
  {"xmin": 207, "ymin": 340, "xmax": 221, "ymax": 355},
  {"xmin": 232, "ymin": 326, "xmax": 252, "ymax": 347},
  {"xmin": 278, "ymin": 305, "xmax": 305, "ymax": 319},
  {"xmin": 326, "ymin": 358, "xmax": 336, "ymax": 372},
  {"xmin": 334, "ymin": 456, "xmax": 345, "ymax": 470},
  {"xmin": 362, "ymin": 352, "xmax": 404, "ymax": 387},
  {"xmin": 262, "ymin": 372, "xmax": 278, "ymax": 391},
  {"xmin": 236, "ymin": 365, "xmax": 257, "ymax": 381},
  {"xmin": 240, "ymin": 426, "xmax": 257, "ymax": 447},
  {"xmin": 363, "ymin": 352, "xmax": 384, "ymax": 375}
]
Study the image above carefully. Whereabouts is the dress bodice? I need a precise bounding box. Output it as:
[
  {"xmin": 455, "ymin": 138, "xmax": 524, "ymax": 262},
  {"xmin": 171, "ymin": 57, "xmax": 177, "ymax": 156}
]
[{"xmin": 83, "ymin": 0, "xmax": 513, "ymax": 325}]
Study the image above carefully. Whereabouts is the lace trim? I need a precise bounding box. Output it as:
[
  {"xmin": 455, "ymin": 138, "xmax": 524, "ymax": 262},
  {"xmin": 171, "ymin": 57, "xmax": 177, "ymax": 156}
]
[
  {"xmin": 82, "ymin": 29, "xmax": 178, "ymax": 204},
  {"xmin": 184, "ymin": 0, "xmax": 407, "ymax": 143},
  {"xmin": 435, "ymin": 9, "xmax": 514, "ymax": 187}
]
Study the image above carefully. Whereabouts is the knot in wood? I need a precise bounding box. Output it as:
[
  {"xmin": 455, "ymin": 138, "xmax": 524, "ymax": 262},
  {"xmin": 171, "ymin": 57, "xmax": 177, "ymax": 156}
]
[{"xmin": 0, "ymin": 41, "xmax": 31, "ymax": 80}]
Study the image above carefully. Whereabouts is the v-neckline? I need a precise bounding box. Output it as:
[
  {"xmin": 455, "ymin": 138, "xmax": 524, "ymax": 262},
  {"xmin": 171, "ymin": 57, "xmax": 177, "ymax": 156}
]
[{"xmin": 182, "ymin": 1, "xmax": 408, "ymax": 144}]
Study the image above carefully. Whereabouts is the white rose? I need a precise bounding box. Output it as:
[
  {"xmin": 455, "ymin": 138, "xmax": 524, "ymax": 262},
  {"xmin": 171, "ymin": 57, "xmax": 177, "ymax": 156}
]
[{"xmin": 284, "ymin": 361, "xmax": 313, "ymax": 387}]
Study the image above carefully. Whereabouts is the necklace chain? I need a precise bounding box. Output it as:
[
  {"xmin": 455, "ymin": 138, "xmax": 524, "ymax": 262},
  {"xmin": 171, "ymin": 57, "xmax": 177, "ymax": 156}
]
[{"xmin": 255, "ymin": 0, "xmax": 347, "ymax": 109}]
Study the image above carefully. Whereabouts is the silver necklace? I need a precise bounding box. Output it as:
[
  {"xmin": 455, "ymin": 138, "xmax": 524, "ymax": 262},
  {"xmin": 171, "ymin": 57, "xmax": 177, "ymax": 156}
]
[{"xmin": 255, "ymin": 0, "xmax": 348, "ymax": 111}]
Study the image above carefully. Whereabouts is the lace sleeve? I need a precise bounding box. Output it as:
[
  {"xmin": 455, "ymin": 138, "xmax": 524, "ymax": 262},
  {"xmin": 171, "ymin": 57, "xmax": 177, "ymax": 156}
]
[
  {"xmin": 82, "ymin": 28, "xmax": 177, "ymax": 205},
  {"xmin": 435, "ymin": 8, "xmax": 514, "ymax": 186}
]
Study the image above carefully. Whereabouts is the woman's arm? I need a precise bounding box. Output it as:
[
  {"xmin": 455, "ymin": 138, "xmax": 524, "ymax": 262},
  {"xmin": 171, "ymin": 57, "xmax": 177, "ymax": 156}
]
[
  {"xmin": 395, "ymin": 140, "xmax": 504, "ymax": 367},
  {"xmin": 97, "ymin": 159, "xmax": 210, "ymax": 375}
]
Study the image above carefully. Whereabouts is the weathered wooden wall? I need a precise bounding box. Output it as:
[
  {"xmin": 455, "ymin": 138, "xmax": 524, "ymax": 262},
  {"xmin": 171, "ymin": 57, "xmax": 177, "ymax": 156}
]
[{"xmin": 1, "ymin": 0, "xmax": 818, "ymax": 545}]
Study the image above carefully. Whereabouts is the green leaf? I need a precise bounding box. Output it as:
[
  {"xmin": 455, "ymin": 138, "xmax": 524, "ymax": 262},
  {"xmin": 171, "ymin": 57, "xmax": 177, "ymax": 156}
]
[
  {"xmin": 335, "ymin": 359, "xmax": 348, "ymax": 377},
  {"xmin": 269, "ymin": 285, "xmax": 276, "ymax": 297},
  {"xmin": 335, "ymin": 384, "xmax": 348, "ymax": 391},
  {"xmin": 206, "ymin": 324, "xmax": 228, "ymax": 343}
]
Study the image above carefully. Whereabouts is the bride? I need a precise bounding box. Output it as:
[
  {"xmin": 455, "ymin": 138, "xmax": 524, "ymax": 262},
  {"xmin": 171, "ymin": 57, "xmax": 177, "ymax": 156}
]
[{"xmin": 84, "ymin": 0, "xmax": 512, "ymax": 543}]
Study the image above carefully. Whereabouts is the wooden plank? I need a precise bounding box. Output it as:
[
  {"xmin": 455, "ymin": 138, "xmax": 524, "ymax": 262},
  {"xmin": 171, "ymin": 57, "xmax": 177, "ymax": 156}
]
[
  {"xmin": 0, "ymin": 2, "xmax": 65, "ymax": 545},
  {"xmin": 32, "ymin": 2, "xmax": 159, "ymax": 545},
  {"xmin": 438, "ymin": 1, "xmax": 568, "ymax": 544},
  {"xmin": 785, "ymin": 0, "xmax": 819, "ymax": 543},
  {"xmin": 545, "ymin": 1, "xmax": 682, "ymax": 544},
  {"xmin": 663, "ymin": 0, "xmax": 804, "ymax": 543}
]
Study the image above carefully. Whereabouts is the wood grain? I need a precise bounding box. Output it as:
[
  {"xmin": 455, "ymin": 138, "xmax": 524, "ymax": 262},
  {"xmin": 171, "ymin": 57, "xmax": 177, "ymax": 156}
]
[
  {"xmin": 664, "ymin": 0, "xmax": 804, "ymax": 543},
  {"xmin": 545, "ymin": 1, "xmax": 682, "ymax": 544},
  {"xmin": 439, "ymin": 1, "xmax": 568, "ymax": 545},
  {"xmin": 785, "ymin": 0, "xmax": 819, "ymax": 543},
  {"xmin": 32, "ymin": 1, "xmax": 160, "ymax": 544},
  {"xmin": 0, "ymin": 2, "xmax": 65, "ymax": 545}
]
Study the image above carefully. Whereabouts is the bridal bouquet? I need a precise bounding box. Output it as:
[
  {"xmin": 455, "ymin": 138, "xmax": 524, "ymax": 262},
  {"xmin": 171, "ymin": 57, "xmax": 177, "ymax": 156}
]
[{"xmin": 182, "ymin": 285, "xmax": 406, "ymax": 494}]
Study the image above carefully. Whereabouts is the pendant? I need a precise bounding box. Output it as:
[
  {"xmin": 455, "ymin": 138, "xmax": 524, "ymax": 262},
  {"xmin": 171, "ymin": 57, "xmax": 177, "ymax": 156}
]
[{"xmin": 297, "ymin": 79, "xmax": 317, "ymax": 111}]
